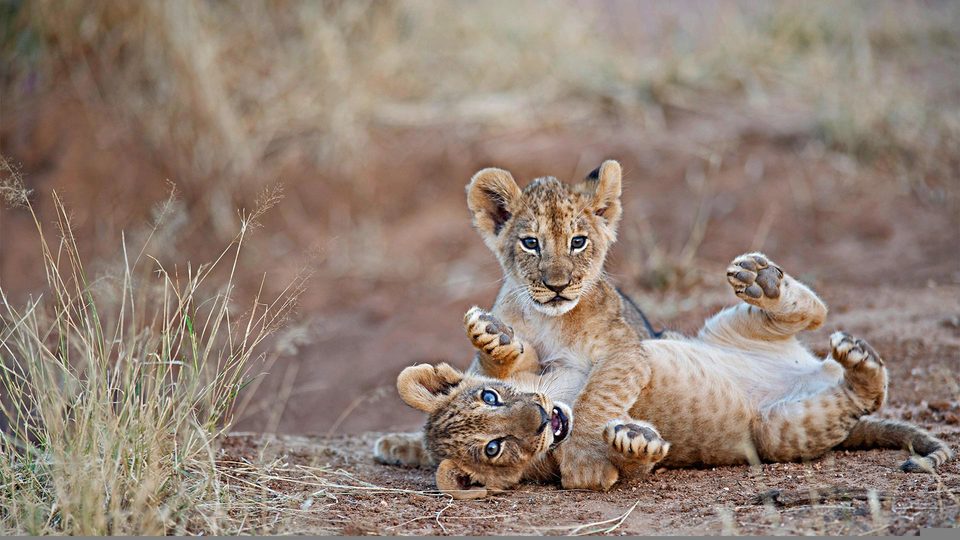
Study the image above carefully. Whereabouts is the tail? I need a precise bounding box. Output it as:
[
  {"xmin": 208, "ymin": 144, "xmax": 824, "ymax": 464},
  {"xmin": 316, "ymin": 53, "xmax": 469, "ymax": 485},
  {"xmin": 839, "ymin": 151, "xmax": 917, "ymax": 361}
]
[{"xmin": 837, "ymin": 417, "xmax": 953, "ymax": 473}]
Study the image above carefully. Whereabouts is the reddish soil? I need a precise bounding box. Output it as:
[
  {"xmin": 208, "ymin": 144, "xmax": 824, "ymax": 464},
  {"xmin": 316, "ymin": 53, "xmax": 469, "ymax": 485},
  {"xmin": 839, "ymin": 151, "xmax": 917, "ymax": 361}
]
[
  {"xmin": 229, "ymin": 112, "xmax": 960, "ymax": 440},
  {"xmin": 217, "ymin": 280, "xmax": 960, "ymax": 535},
  {"xmin": 3, "ymin": 92, "xmax": 959, "ymax": 534},
  {"xmin": 221, "ymin": 111, "xmax": 957, "ymax": 534}
]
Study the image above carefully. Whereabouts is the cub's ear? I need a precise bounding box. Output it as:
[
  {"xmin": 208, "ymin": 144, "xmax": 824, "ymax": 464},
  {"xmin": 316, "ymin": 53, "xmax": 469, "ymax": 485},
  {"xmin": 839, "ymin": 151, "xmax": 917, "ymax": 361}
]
[
  {"xmin": 466, "ymin": 168, "xmax": 523, "ymax": 241},
  {"xmin": 587, "ymin": 160, "xmax": 623, "ymax": 234},
  {"xmin": 397, "ymin": 363, "xmax": 464, "ymax": 414},
  {"xmin": 435, "ymin": 459, "xmax": 488, "ymax": 500}
]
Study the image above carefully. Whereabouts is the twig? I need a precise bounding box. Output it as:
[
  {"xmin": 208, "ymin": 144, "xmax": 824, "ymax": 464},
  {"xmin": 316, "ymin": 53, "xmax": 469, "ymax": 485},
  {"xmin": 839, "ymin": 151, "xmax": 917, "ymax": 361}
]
[
  {"xmin": 536, "ymin": 499, "xmax": 641, "ymax": 536},
  {"xmin": 326, "ymin": 386, "xmax": 389, "ymax": 436}
]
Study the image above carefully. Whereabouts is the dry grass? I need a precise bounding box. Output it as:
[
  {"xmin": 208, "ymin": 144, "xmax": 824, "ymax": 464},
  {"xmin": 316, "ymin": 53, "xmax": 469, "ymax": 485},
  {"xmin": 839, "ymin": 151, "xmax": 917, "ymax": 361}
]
[
  {"xmin": 0, "ymin": 157, "xmax": 306, "ymax": 534},
  {"xmin": 3, "ymin": 1, "xmax": 957, "ymax": 294},
  {"xmin": 211, "ymin": 453, "xmax": 452, "ymax": 535},
  {"xmin": 534, "ymin": 499, "xmax": 641, "ymax": 536},
  {"xmin": 0, "ymin": 3, "xmax": 958, "ymax": 532},
  {"xmin": 11, "ymin": 1, "xmax": 616, "ymax": 195},
  {"xmin": 6, "ymin": 1, "xmax": 956, "ymax": 209}
]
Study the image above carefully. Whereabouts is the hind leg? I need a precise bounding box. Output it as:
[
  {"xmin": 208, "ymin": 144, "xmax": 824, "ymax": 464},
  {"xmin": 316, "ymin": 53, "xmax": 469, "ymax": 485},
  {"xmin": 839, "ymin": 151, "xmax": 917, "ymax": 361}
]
[
  {"xmin": 373, "ymin": 432, "xmax": 433, "ymax": 468},
  {"xmin": 829, "ymin": 331, "xmax": 887, "ymax": 411},
  {"xmin": 700, "ymin": 253, "xmax": 828, "ymax": 345},
  {"xmin": 839, "ymin": 417, "xmax": 954, "ymax": 473},
  {"xmin": 752, "ymin": 333, "xmax": 888, "ymax": 462}
]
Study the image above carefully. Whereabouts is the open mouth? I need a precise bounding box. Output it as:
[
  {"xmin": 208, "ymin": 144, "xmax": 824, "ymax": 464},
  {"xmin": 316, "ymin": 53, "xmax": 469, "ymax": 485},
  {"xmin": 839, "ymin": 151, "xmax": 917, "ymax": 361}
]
[
  {"xmin": 549, "ymin": 407, "xmax": 570, "ymax": 447},
  {"xmin": 542, "ymin": 295, "xmax": 570, "ymax": 305}
]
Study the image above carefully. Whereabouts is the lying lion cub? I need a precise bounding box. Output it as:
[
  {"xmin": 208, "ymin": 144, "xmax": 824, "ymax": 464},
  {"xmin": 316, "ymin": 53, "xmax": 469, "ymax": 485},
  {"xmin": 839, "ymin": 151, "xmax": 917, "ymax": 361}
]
[{"xmin": 374, "ymin": 161, "xmax": 952, "ymax": 499}]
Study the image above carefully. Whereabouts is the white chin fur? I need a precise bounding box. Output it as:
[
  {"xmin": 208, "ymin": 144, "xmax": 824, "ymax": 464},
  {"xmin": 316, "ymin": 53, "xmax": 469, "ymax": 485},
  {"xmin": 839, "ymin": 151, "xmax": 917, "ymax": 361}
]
[{"xmin": 531, "ymin": 298, "xmax": 579, "ymax": 316}]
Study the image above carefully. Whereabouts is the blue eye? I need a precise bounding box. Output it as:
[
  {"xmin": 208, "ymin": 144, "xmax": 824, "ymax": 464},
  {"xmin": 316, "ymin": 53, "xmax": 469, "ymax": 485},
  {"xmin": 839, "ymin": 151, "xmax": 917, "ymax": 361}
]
[
  {"xmin": 485, "ymin": 439, "xmax": 502, "ymax": 458},
  {"xmin": 520, "ymin": 237, "xmax": 539, "ymax": 251},
  {"xmin": 481, "ymin": 389, "xmax": 501, "ymax": 406},
  {"xmin": 570, "ymin": 236, "xmax": 587, "ymax": 250}
]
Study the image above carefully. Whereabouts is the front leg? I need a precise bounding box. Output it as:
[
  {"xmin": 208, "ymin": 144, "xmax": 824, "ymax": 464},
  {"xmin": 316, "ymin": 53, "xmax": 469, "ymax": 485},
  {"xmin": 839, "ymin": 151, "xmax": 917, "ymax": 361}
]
[
  {"xmin": 701, "ymin": 252, "xmax": 828, "ymax": 345},
  {"xmin": 464, "ymin": 306, "xmax": 539, "ymax": 378},
  {"xmin": 728, "ymin": 252, "xmax": 827, "ymax": 332},
  {"xmin": 559, "ymin": 334, "xmax": 651, "ymax": 491}
]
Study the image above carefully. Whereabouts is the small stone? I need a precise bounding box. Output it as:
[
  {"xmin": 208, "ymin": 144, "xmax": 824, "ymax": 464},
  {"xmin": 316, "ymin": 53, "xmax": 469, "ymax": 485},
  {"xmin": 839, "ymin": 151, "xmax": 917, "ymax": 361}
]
[
  {"xmin": 940, "ymin": 315, "xmax": 960, "ymax": 329},
  {"xmin": 927, "ymin": 400, "xmax": 954, "ymax": 412}
]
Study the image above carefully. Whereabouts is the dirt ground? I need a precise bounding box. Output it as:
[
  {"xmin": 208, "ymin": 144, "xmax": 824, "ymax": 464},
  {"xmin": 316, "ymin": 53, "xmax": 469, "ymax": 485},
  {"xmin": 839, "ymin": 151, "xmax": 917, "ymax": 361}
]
[
  {"xmin": 3, "ymin": 92, "xmax": 959, "ymax": 535},
  {"xmin": 217, "ymin": 278, "xmax": 960, "ymax": 535},
  {"xmin": 213, "ymin": 105, "xmax": 958, "ymax": 533}
]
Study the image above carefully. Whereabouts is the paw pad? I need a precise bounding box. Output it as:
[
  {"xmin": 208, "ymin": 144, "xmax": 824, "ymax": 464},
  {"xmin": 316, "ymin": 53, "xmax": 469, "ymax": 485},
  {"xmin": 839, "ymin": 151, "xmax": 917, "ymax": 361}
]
[
  {"xmin": 464, "ymin": 306, "xmax": 522, "ymax": 362},
  {"xmin": 727, "ymin": 253, "xmax": 783, "ymax": 300}
]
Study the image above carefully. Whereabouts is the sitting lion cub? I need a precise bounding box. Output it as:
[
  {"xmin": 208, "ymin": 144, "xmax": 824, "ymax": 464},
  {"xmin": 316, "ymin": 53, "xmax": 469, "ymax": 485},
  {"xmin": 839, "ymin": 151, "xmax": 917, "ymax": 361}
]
[{"xmin": 374, "ymin": 161, "xmax": 953, "ymax": 499}]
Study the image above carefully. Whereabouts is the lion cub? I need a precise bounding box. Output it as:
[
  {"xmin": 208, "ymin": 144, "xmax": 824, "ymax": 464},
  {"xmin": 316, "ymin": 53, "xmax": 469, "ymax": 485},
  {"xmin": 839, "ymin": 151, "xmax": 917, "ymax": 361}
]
[{"xmin": 375, "ymin": 162, "xmax": 952, "ymax": 498}]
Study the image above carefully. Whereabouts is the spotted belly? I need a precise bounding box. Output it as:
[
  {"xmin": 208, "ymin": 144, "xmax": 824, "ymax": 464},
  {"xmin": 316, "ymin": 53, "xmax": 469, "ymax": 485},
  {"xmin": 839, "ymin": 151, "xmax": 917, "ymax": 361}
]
[{"xmin": 630, "ymin": 358, "xmax": 757, "ymax": 468}]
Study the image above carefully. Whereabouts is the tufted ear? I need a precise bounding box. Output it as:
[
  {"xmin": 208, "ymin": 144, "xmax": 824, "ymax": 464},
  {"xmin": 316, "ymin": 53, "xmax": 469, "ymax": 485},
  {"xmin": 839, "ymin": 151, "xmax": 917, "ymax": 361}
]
[
  {"xmin": 435, "ymin": 459, "xmax": 488, "ymax": 499},
  {"xmin": 397, "ymin": 363, "xmax": 464, "ymax": 414},
  {"xmin": 586, "ymin": 160, "xmax": 623, "ymax": 234},
  {"xmin": 466, "ymin": 168, "xmax": 523, "ymax": 242}
]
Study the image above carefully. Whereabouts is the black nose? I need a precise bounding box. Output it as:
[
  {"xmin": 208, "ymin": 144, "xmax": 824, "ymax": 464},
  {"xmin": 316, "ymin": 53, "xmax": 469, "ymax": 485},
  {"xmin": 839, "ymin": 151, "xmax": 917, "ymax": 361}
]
[{"xmin": 543, "ymin": 280, "xmax": 571, "ymax": 294}]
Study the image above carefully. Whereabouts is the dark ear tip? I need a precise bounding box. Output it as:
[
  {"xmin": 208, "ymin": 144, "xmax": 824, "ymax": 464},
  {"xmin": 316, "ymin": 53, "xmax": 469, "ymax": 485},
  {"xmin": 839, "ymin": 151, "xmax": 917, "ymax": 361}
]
[{"xmin": 586, "ymin": 166, "xmax": 601, "ymax": 181}]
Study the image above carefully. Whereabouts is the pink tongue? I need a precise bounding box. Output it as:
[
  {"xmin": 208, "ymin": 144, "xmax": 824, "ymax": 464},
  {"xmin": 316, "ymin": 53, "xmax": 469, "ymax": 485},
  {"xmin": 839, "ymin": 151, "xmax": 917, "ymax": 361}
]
[{"xmin": 551, "ymin": 413, "xmax": 561, "ymax": 431}]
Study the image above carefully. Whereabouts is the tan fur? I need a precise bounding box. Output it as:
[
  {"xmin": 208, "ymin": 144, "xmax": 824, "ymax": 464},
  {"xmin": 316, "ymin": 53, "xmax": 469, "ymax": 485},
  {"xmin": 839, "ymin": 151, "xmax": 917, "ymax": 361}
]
[
  {"xmin": 384, "ymin": 361, "xmax": 572, "ymax": 498},
  {"xmin": 374, "ymin": 162, "xmax": 953, "ymax": 497}
]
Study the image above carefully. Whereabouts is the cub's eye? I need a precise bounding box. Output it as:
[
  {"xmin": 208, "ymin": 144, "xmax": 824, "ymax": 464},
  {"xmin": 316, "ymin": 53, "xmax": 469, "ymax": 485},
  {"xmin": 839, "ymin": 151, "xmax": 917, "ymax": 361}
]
[
  {"xmin": 485, "ymin": 439, "xmax": 502, "ymax": 458},
  {"xmin": 480, "ymin": 389, "xmax": 501, "ymax": 406},
  {"xmin": 520, "ymin": 237, "xmax": 539, "ymax": 251},
  {"xmin": 570, "ymin": 235, "xmax": 588, "ymax": 251}
]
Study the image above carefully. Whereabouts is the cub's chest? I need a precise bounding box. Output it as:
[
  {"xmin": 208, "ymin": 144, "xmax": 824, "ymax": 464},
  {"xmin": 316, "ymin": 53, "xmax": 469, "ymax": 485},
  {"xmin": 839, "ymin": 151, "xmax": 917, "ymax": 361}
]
[
  {"xmin": 537, "ymin": 341, "xmax": 592, "ymax": 373},
  {"xmin": 498, "ymin": 311, "xmax": 600, "ymax": 404},
  {"xmin": 528, "ymin": 331, "xmax": 593, "ymax": 404},
  {"xmin": 524, "ymin": 324, "xmax": 594, "ymax": 376}
]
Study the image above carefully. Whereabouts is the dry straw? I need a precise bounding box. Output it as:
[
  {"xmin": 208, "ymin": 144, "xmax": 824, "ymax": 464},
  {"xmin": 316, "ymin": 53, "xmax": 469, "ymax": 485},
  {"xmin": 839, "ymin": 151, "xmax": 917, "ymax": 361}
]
[{"xmin": 0, "ymin": 156, "xmax": 306, "ymax": 534}]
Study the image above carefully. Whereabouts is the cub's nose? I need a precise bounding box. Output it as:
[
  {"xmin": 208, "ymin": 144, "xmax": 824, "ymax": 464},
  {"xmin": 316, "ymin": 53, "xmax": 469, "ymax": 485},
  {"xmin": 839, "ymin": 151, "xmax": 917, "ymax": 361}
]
[{"xmin": 543, "ymin": 279, "xmax": 571, "ymax": 294}]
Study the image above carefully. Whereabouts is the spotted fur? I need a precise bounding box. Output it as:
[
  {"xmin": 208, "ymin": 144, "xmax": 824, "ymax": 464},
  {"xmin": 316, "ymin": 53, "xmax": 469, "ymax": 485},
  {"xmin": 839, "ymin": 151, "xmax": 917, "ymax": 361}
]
[
  {"xmin": 374, "ymin": 162, "xmax": 953, "ymax": 497},
  {"xmin": 381, "ymin": 363, "xmax": 571, "ymax": 498}
]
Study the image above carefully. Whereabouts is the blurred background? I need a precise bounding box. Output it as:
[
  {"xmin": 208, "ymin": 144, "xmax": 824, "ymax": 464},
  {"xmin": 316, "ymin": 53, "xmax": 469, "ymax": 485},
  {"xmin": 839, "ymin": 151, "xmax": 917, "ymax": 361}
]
[{"xmin": 2, "ymin": 0, "xmax": 958, "ymax": 435}]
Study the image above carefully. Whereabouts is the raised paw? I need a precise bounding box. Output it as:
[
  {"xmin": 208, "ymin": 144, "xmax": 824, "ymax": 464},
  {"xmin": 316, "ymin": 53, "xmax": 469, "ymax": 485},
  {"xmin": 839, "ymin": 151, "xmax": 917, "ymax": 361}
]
[
  {"xmin": 830, "ymin": 331, "xmax": 884, "ymax": 370},
  {"xmin": 727, "ymin": 252, "xmax": 784, "ymax": 305},
  {"xmin": 603, "ymin": 420, "xmax": 670, "ymax": 465},
  {"xmin": 464, "ymin": 306, "xmax": 523, "ymax": 365},
  {"xmin": 373, "ymin": 432, "xmax": 433, "ymax": 468},
  {"xmin": 830, "ymin": 331, "xmax": 887, "ymax": 411}
]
